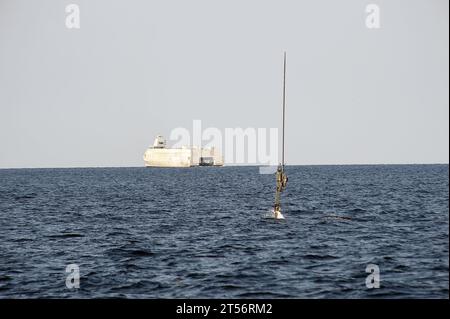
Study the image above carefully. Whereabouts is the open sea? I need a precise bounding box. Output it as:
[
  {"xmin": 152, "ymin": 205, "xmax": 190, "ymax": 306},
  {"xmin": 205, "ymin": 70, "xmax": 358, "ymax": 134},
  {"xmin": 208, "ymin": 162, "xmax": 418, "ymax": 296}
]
[{"xmin": 0, "ymin": 165, "xmax": 448, "ymax": 298}]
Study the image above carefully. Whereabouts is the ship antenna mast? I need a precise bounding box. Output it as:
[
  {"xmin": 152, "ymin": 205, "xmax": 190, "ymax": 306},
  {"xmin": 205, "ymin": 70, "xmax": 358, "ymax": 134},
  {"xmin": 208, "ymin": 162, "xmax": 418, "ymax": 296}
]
[
  {"xmin": 282, "ymin": 51, "xmax": 286, "ymax": 169},
  {"xmin": 273, "ymin": 52, "xmax": 288, "ymax": 219}
]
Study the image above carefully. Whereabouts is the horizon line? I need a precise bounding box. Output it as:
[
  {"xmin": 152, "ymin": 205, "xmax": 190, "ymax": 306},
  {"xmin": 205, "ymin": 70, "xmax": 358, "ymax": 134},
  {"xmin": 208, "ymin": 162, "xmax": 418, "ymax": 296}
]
[{"xmin": 0, "ymin": 162, "xmax": 449, "ymax": 170}]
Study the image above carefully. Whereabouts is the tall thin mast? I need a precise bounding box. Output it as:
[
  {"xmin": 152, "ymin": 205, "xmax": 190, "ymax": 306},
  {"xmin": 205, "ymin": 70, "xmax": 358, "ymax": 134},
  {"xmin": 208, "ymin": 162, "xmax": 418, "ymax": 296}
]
[
  {"xmin": 273, "ymin": 52, "xmax": 288, "ymax": 218},
  {"xmin": 282, "ymin": 52, "xmax": 286, "ymax": 169}
]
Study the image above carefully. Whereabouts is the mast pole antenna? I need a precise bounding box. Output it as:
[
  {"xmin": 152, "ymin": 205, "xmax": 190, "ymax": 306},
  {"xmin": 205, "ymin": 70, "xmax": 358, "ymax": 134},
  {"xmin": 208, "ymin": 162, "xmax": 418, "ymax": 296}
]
[
  {"xmin": 282, "ymin": 51, "xmax": 286, "ymax": 169},
  {"xmin": 273, "ymin": 51, "xmax": 288, "ymax": 219}
]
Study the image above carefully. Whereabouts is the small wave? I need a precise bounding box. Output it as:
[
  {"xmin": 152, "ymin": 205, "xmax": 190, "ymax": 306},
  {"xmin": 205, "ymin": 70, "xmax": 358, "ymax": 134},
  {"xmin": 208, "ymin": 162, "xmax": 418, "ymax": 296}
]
[
  {"xmin": 129, "ymin": 249, "xmax": 154, "ymax": 257},
  {"xmin": 186, "ymin": 272, "xmax": 207, "ymax": 279},
  {"xmin": 303, "ymin": 253, "xmax": 339, "ymax": 260},
  {"xmin": 392, "ymin": 264, "xmax": 410, "ymax": 272},
  {"xmin": 237, "ymin": 291, "xmax": 292, "ymax": 298},
  {"xmin": 106, "ymin": 247, "xmax": 154, "ymax": 258},
  {"xmin": 0, "ymin": 275, "xmax": 12, "ymax": 282},
  {"xmin": 14, "ymin": 194, "xmax": 37, "ymax": 200},
  {"xmin": 323, "ymin": 214, "xmax": 352, "ymax": 221},
  {"xmin": 12, "ymin": 238, "xmax": 33, "ymax": 242},
  {"xmin": 350, "ymin": 208, "xmax": 366, "ymax": 213},
  {"xmin": 221, "ymin": 284, "xmax": 243, "ymax": 290},
  {"xmin": 47, "ymin": 233, "xmax": 84, "ymax": 238}
]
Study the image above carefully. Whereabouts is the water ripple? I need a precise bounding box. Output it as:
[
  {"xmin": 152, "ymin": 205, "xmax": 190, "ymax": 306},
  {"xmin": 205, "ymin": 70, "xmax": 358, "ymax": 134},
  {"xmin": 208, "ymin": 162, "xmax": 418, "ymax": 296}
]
[{"xmin": 0, "ymin": 165, "xmax": 448, "ymax": 298}]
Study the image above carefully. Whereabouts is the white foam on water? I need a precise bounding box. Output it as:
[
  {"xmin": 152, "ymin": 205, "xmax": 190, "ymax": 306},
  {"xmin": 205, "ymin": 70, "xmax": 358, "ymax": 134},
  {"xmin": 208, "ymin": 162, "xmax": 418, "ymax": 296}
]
[{"xmin": 263, "ymin": 209, "xmax": 285, "ymax": 220}]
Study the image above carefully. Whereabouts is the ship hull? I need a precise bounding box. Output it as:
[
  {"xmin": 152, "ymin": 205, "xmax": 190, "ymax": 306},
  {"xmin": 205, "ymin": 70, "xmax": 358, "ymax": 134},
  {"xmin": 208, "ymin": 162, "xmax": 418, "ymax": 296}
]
[
  {"xmin": 143, "ymin": 148, "xmax": 223, "ymax": 167},
  {"xmin": 144, "ymin": 148, "xmax": 192, "ymax": 167}
]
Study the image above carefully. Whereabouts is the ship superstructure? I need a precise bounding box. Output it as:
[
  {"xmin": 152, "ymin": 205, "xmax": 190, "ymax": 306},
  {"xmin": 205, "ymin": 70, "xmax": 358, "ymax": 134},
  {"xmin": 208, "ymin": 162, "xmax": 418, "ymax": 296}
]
[{"xmin": 143, "ymin": 136, "xmax": 223, "ymax": 167}]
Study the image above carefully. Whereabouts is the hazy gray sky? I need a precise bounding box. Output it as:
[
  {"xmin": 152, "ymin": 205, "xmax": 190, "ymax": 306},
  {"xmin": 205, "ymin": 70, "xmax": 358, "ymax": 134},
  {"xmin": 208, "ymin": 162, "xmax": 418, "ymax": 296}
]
[{"xmin": 0, "ymin": 0, "xmax": 448, "ymax": 168}]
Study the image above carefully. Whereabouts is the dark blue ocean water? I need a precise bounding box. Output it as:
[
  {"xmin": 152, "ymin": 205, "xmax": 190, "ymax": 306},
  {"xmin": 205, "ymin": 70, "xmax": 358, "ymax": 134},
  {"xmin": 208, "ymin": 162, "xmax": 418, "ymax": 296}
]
[{"xmin": 0, "ymin": 165, "xmax": 448, "ymax": 298}]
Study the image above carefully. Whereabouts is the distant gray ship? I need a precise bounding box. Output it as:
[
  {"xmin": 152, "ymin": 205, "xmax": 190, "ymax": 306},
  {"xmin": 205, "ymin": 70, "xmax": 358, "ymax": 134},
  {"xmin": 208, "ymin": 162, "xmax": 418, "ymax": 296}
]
[{"xmin": 143, "ymin": 136, "xmax": 224, "ymax": 167}]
